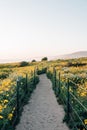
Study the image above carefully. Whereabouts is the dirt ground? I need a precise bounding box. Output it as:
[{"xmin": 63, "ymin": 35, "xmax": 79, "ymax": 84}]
[{"xmin": 16, "ymin": 74, "xmax": 69, "ymax": 130}]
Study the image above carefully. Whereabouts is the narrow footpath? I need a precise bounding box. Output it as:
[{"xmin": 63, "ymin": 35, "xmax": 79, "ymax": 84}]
[{"xmin": 16, "ymin": 74, "xmax": 69, "ymax": 130}]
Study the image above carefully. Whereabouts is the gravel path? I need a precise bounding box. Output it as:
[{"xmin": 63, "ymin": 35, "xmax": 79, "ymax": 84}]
[{"xmin": 16, "ymin": 74, "xmax": 69, "ymax": 130}]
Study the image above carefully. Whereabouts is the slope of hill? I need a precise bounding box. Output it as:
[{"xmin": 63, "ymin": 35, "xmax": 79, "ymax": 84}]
[
  {"xmin": 64, "ymin": 51, "xmax": 87, "ymax": 59},
  {"xmin": 50, "ymin": 51, "xmax": 87, "ymax": 60},
  {"xmin": 0, "ymin": 51, "xmax": 87, "ymax": 63}
]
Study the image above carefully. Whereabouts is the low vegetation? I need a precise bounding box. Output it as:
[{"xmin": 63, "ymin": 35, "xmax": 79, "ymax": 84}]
[
  {"xmin": 41, "ymin": 57, "xmax": 48, "ymax": 61},
  {"xmin": 0, "ymin": 57, "xmax": 87, "ymax": 129},
  {"xmin": 46, "ymin": 58, "xmax": 87, "ymax": 129}
]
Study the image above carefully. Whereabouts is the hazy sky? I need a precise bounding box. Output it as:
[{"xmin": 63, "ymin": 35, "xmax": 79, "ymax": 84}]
[{"xmin": 0, "ymin": 0, "xmax": 87, "ymax": 61}]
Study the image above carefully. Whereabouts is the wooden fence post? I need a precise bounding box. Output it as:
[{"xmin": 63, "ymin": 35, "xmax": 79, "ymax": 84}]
[
  {"xmin": 67, "ymin": 78, "xmax": 70, "ymax": 121},
  {"xmin": 36, "ymin": 66, "xmax": 38, "ymax": 75},
  {"xmin": 33, "ymin": 69, "xmax": 36, "ymax": 85},
  {"xmin": 25, "ymin": 74, "xmax": 28, "ymax": 94},
  {"xmin": 53, "ymin": 67, "xmax": 57, "ymax": 93},
  {"xmin": 54, "ymin": 68, "xmax": 56, "ymax": 88},
  {"xmin": 58, "ymin": 72, "xmax": 61, "ymax": 94},
  {"xmin": 17, "ymin": 79, "xmax": 19, "ymax": 117}
]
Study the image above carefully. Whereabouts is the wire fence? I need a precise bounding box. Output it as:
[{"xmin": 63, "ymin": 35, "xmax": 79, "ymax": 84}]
[
  {"xmin": 51, "ymin": 67, "xmax": 87, "ymax": 130},
  {"xmin": 0, "ymin": 70, "xmax": 38, "ymax": 130}
]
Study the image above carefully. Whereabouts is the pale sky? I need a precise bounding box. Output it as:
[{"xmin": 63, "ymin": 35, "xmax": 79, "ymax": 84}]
[{"xmin": 0, "ymin": 0, "xmax": 87, "ymax": 62}]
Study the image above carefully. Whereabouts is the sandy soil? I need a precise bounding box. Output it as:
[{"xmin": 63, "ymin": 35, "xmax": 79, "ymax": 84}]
[{"xmin": 16, "ymin": 74, "xmax": 69, "ymax": 130}]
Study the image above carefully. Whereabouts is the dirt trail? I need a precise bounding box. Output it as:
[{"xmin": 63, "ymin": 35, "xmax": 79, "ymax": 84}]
[{"xmin": 16, "ymin": 74, "xmax": 69, "ymax": 130}]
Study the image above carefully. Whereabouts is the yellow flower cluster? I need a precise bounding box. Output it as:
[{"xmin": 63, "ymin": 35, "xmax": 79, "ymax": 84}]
[
  {"xmin": 0, "ymin": 115, "xmax": 3, "ymax": 119},
  {"xmin": 0, "ymin": 105, "xmax": 3, "ymax": 113},
  {"xmin": 0, "ymin": 65, "xmax": 36, "ymax": 122},
  {"xmin": 8, "ymin": 113, "xmax": 13, "ymax": 120},
  {"xmin": 48, "ymin": 61, "xmax": 87, "ymax": 98}
]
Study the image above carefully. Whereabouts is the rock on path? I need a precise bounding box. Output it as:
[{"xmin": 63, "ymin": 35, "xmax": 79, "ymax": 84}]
[{"xmin": 16, "ymin": 74, "xmax": 69, "ymax": 130}]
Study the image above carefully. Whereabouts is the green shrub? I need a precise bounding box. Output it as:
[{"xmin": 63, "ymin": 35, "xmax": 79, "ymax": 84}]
[
  {"xmin": 19, "ymin": 61, "xmax": 29, "ymax": 67},
  {"xmin": 41, "ymin": 57, "xmax": 48, "ymax": 61}
]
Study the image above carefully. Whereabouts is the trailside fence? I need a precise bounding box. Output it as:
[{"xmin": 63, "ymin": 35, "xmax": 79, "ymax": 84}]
[
  {"xmin": 0, "ymin": 70, "xmax": 39, "ymax": 130},
  {"xmin": 47, "ymin": 68, "xmax": 87, "ymax": 130}
]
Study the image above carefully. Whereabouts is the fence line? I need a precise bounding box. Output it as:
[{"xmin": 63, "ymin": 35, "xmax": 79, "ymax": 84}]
[
  {"xmin": 0, "ymin": 70, "xmax": 37, "ymax": 130},
  {"xmin": 52, "ymin": 68, "xmax": 87, "ymax": 130}
]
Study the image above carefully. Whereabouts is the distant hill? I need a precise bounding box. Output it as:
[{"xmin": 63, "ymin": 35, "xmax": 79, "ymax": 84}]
[
  {"xmin": 0, "ymin": 51, "xmax": 87, "ymax": 63},
  {"xmin": 61, "ymin": 51, "xmax": 87, "ymax": 59},
  {"xmin": 49, "ymin": 51, "xmax": 87, "ymax": 60}
]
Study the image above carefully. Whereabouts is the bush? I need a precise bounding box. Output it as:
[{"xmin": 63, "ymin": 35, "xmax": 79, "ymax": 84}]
[
  {"xmin": 37, "ymin": 68, "xmax": 47, "ymax": 75},
  {"xmin": 32, "ymin": 60, "xmax": 36, "ymax": 62},
  {"xmin": 19, "ymin": 61, "xmax": 29, "ymax": 67},
  {"xmin": 41, "ymin": 57, "xmax": 48, "ymax": 61},
  {"xmin": 67, "ymin": 62, "xmax": 86, "ymax": 67}
]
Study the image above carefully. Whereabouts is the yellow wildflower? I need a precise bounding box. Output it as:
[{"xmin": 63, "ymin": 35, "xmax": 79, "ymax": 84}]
[
  {"xmin": 0, "ymin": 115, "xmax": 3, "ymax": 119},
  {"xmin": 4, "ymin": 100, "xmax": 8, "ymax": 104},
  {"xmin": 0, "ymin": 105, "xmax": 3, "ymax": 112},
  {"xmin": 8, "ymin": 113, "xmax": 13, "ymax": 120},
  {"xmin": 84, "ymin": 119, "xmax": 87, "ymax": 125}
]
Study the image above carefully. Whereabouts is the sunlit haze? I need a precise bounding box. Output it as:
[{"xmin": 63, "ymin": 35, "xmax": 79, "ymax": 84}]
[{"xmin": 0, "ymin": 0, "xmax": 87, "ymax": 62}]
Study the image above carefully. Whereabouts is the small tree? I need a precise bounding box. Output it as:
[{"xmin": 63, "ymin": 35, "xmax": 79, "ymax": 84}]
[
  {"xmin": 19, "ymin": 61, "xmax": 29, "ymax": 67},
  {"xmin": 41, "ymin": 57, "xmax": 48, "ymax": 61},
  {"xmin": 32, "ymin": 59, "xmax": 36, "ymax": 62}
]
